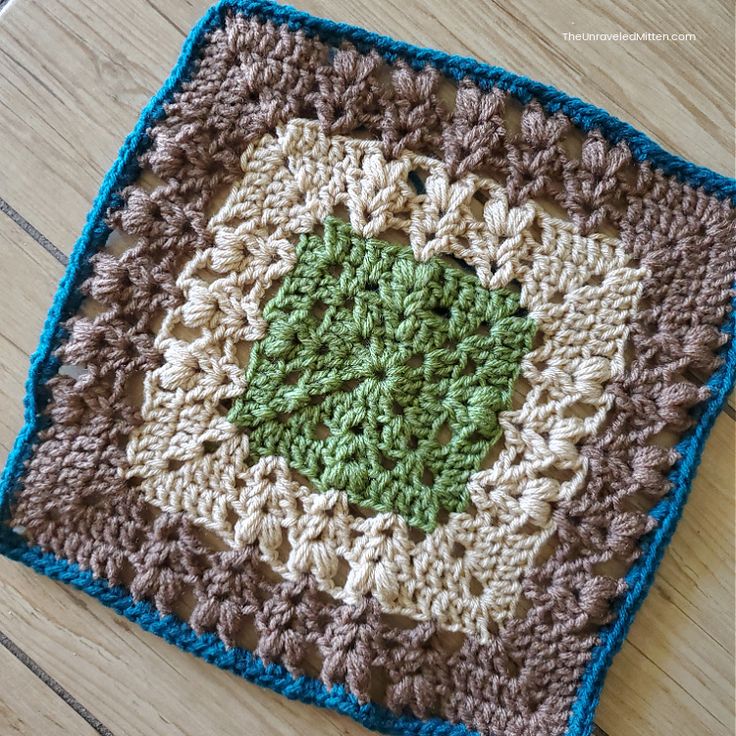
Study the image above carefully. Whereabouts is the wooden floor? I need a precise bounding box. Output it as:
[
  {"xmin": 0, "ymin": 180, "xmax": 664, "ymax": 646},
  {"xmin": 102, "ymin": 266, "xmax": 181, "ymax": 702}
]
[{"xmin": 0, "ymin": 1, "xmax": 733, "ymax": 734}]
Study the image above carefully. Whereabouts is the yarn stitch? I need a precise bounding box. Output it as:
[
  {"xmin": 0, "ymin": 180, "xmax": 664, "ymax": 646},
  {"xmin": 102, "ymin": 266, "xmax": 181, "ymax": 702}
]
[
  {"xmin": 122, "ymin": 119, "xmax": 645, "ymax": 638},
  {"xmin": 230, "ymin": 218, "xmax": 536, "ymax": 531},
  {"xmin": 1, "ymin": 4, "xmax": 734, "ymax": 736}
]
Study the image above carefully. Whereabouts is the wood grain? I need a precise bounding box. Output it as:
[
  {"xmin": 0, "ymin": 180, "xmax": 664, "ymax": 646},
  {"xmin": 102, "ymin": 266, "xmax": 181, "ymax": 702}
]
[
  {"xmin": 0, "ymin": 641, "xmax": 101, "ymax": 736},
  {"xmin": 0, "ymin": 197, "xmax": 373, "ymax": 736},
  {"xmin": 596, "ymin": 412, "xmax": 735, "ymax": 736},
  {"xmin": 0, "ymin": 1, "xmax": 733, "ymax": 735},
  {"xmin": 0, "ymin": 217, "xmax": 63, "ymax": 459}
]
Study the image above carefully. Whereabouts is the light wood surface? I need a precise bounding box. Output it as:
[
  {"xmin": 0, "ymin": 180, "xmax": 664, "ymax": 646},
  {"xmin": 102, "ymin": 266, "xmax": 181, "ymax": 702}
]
[
  {"xmin": 0, "ymin": 642, "xmax": 101, "ymax": 736},
  {"xmin": 0, "ymin": 1, "xmax": 733, "ymax": 735}
]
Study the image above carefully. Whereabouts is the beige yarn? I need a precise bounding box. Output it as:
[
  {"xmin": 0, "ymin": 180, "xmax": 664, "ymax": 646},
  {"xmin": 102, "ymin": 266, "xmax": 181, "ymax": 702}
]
[{"xmin": 125, "ymin": 119, "xmax": 646, "ymax": 640}]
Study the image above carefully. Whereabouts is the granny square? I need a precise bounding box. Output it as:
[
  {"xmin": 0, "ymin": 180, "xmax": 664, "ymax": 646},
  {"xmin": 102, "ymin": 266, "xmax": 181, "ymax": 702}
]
[{"xmin": 1, "ymin": 2, "xmax": 734, "ymax": 736}]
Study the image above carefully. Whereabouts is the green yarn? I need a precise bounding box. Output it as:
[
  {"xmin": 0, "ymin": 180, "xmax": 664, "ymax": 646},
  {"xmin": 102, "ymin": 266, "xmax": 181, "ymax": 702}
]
[{"xmin": 229, "ymin": 219, "xmax": 536, "ymax": 532}]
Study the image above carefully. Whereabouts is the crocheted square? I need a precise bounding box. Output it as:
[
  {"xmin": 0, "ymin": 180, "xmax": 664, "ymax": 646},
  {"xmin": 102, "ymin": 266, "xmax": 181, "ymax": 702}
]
[{"xmin": 1, "ymin": 3, "xmax": 734, "ymax": 736}]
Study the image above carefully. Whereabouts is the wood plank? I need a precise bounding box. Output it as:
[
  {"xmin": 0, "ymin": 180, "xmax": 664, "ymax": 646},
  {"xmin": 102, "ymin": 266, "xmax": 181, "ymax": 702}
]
[
  {"xmin": 0, "ymin": 217, "xmax": 63, "ymax": 460},
  {"xmin": 1, "ymin": 204, "xmax": 734, "ymax": 735},
  {"xmin": 0, "ymin": 197, "xmax": 372, "ymax": 736},
  {"xmin": 0, "ymin": 639, "xmax": 101, "ymax": 736},
  {"xmin": 2, "ymin": 0, "xmax": 734, "ymax": 416},
  {"xmin": 0, "ymin": 0, "xmax": 204, "ymax": 251}
]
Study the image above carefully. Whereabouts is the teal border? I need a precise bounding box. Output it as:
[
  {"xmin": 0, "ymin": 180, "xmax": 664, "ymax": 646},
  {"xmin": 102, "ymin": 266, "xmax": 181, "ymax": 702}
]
[{"xmin": 1, "ymin": 3, "xmax": 734, "ymax": 735}]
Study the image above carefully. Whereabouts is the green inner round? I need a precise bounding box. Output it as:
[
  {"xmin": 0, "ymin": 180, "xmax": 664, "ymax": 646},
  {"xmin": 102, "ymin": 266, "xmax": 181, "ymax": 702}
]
[{"xmin": 229, "ymin": 218, "xmax": 536, "ymax": 532}]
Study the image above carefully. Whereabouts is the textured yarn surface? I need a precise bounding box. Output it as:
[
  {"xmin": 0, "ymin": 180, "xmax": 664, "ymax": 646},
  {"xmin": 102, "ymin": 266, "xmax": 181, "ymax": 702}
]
[
  {"xmin": 230, "ymin": 219, "xmax": 535, "ymax": 531},
  {"xmin": 0, "ymin": 3, "xmax": 734, "ymax": 736},
  {"xmin": 122, "ymin": 118, "xmax": 644, "ymax": 639}
]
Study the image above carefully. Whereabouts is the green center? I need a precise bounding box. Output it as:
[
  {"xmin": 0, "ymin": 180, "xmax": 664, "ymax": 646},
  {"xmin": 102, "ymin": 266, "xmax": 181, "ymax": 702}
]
[{"xmin": 229, "ymin": 219, "xmax": 535, "ymax": 532}]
